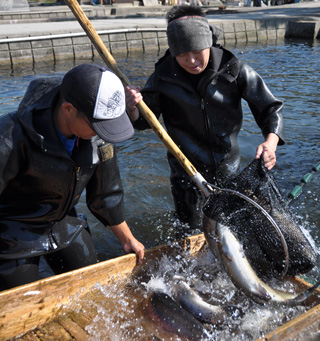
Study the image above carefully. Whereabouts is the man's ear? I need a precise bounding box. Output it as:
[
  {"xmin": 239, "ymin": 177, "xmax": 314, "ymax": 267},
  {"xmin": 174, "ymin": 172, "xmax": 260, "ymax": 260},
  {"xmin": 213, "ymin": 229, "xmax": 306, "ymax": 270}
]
[{"xmin": 61, "ymin": 101, "xmax": 77, "ymax": 117}]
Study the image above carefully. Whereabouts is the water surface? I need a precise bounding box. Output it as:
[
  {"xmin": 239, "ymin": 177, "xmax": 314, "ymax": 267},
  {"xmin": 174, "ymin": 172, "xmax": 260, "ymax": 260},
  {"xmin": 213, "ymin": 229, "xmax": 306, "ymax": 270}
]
[{"xmin": 0, "ymin": 39, "xmax": 319, "ymax": 278}]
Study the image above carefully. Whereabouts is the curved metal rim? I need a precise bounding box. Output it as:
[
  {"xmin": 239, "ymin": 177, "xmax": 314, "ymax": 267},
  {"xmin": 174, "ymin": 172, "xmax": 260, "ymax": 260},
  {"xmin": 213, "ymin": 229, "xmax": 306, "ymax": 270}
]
[{"xmin": 205, "ymin": 181, "xmax": 289, "ymax": 278}]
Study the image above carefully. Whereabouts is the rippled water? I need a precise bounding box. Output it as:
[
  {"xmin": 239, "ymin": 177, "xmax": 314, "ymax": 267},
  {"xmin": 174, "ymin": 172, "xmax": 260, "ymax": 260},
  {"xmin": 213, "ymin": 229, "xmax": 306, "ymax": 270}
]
[
  {"xmin": 0, "ymin": 40, "xmax": 319, "ymax": 277},
  {"xmin": 1, "ymin": 38, "xmax": 320, "ymax": 340}
]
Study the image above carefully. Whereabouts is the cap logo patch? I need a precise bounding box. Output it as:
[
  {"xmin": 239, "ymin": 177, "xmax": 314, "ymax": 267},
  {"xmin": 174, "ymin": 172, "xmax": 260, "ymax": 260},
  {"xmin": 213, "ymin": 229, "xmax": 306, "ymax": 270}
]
[
  {"xmin": 93, "ymin": 70, "xmax": 125, "ymax": 121},
  {"xmin": 106, "ymin": 90, "xmax": 124, "ymax": 118}
]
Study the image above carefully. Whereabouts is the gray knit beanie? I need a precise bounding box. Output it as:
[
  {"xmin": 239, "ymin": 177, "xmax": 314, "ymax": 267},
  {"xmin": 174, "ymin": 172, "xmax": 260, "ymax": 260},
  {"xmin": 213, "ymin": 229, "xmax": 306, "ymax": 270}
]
[{"xmin": 167, "ymin": 16, "xmax": 220, "ymax": 57}]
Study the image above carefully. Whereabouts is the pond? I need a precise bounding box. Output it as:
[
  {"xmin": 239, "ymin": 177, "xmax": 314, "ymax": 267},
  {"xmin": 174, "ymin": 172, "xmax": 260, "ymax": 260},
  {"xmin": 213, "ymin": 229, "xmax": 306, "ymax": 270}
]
[
  {"xmin": 1, "ymin": 39, "xmax": 320, "ymax": 339},
  {"xmin": 1, "ymin": 39, "xmax": 319, "ymax": 259}
]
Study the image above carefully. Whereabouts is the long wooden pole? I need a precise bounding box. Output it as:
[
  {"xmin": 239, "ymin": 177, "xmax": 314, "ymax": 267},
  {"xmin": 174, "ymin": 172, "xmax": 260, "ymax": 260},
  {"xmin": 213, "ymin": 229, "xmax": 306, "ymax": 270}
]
[
  {"xmin": 63, "ymin": 2, "xmax": 290, "ymax": 273},
  {"xmin": 64, "ymin": 0, "xmax": 211, "ymax": 196}
]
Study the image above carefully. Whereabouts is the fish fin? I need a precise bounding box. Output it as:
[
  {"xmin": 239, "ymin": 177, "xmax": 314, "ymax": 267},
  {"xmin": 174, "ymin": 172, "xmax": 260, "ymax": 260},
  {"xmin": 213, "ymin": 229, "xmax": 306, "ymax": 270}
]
[
  {"xmin": 254, "ymin": 284, "xmax": 272, "ymax": 302},
  {"xmin": 222, "ymin": 253, "xmax": 233, "ymax": 262}
]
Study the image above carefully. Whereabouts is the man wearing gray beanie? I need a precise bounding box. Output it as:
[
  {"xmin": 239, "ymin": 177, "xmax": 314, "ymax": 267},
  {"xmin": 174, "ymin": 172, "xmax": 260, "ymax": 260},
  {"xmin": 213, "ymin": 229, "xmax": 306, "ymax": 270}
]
[{"xmin": 125, "ymin": 6, "xmax": 284, "ymax": 236}]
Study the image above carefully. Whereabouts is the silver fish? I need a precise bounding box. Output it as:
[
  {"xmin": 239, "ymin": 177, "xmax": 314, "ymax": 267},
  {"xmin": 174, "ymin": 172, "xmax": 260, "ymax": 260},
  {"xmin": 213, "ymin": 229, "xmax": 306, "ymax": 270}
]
[
  {"xmin": 172, "ymin": 275, "xmax": 227, "ymax": 325},
  {"xmin": 203, "ymin": 218, "xmax": 320, "ymax": 305},
  {"xmin": 142, "ymin": 290, "xmax": 211, "ymax": 341}
]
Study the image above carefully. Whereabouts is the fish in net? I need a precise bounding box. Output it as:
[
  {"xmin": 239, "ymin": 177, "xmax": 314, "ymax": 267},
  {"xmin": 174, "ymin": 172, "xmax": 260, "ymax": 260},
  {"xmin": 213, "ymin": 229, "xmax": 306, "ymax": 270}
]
[{"xmin": 203, "ymin": 156, "xmax": 317, "ymax": 277}]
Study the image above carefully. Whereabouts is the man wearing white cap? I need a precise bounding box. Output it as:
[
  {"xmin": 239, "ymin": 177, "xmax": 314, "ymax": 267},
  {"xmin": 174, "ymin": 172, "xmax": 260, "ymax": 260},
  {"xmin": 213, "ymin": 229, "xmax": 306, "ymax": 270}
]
[{"xmin": 0, "ymin": 63, "xmax": 144, "ymax": 290}]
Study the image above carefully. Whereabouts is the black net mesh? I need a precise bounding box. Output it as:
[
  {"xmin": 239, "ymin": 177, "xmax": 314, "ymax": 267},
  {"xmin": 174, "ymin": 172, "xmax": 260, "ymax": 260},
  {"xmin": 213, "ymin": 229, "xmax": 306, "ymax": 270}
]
[{"xmin": 203, "ymin": 157, "xmax": 317, "ymax": 277}]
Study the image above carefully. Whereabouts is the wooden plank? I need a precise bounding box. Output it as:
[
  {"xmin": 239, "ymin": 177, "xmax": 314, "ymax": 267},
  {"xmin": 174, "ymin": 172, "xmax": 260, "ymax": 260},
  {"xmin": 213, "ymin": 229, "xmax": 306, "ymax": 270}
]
[
  {"xmin": 2, "ymin": 232, "xmax": 320, "ymax": 340},
  {"xmin": 258, "ymin": 303, "xmax": 320, "ymax": 340},
  {"xmin": 68, "ymin": 310, "xmax": 95, "ymax": 330},
  {"xmin": 58, "ymin": 316, "xmax": 88, "ymax": 340},
  {"xmin": 0, "ymin": 234, "xmax": 205, "ymax": 340},
  {"xmin": 0, "ymin": 255, "xmax": 137, "ymax": 340},
  {"xmin": 17, "ymin": 331, "xmax": 40, "ymax": 341},
  {"xmin": 34, "ymin": 321, "xmax": 73, "ymax": 340}
]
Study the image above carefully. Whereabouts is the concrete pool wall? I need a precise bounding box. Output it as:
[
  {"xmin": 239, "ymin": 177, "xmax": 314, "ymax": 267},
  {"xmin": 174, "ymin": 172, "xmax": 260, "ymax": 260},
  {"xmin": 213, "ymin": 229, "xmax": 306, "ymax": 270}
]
[{"xmin": 0, "ymin": 5, "xmax": 319, "ymax": 67}]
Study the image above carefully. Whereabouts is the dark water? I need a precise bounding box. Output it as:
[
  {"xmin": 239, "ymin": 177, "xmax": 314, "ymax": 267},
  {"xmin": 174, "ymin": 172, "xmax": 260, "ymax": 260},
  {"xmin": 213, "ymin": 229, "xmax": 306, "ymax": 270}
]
[{"xmin": 0, "ymin": 39, "xmax": 319, "ymax": 281}]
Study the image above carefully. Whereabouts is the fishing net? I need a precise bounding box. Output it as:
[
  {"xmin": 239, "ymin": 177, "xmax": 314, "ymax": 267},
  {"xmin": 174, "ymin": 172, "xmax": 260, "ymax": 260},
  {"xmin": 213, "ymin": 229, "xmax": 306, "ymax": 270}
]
[{"xmin": 203, "ymin": 156, "xmax": 317, "ymax": 277}]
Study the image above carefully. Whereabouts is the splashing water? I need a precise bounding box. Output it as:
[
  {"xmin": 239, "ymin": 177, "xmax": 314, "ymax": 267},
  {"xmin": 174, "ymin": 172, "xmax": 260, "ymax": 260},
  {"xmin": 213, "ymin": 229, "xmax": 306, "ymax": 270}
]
[{"xmin": 59, "ymin": 244, "xmax": 320, "ymax": 341}]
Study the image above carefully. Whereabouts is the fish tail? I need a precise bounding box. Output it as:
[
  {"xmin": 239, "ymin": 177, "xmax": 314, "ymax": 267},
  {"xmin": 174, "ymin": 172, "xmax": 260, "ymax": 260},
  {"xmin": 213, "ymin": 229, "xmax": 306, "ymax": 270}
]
[{"xmin": 291, "ymin": 278, "xmax": 320, "ymax": 304}]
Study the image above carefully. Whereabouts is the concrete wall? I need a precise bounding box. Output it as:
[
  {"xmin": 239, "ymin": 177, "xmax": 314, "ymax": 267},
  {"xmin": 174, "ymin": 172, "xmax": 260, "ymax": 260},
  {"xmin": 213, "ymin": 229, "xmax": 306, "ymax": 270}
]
[
  {"xmin": 0, "ymin": 18, "xmax": 319, "ymax": 67},
  {"xmin": 0, "ymin": 5, "xmax": 167, "ymax": 23},
  {"xmin": 209, "ymin": 19, "xmax": 288, "ymax": 44},
  {"xmin": 0, "ymin": 28, "xmax": 167, "ymax": 67}
]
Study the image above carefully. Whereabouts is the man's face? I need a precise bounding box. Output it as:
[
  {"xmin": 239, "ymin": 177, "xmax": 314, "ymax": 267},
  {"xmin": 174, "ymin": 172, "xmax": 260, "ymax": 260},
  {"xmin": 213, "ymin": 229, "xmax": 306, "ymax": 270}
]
[
  {"xmin": 175, "ymin": 48, "xmax": 210, "ymax": 75},
  {"xmin": 74, "ymin": 111, "xmax": 97, "ymax": 140}
]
